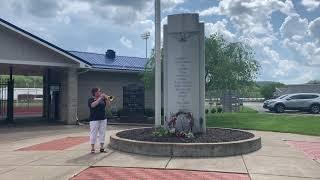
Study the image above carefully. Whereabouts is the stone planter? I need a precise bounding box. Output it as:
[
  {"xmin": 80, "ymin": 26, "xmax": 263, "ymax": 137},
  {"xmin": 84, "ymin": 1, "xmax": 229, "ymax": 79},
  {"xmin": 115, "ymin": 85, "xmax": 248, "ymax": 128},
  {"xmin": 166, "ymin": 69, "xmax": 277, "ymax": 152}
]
[{"xmin": 109, "ymin": 127, "xmax": 261, "ymax": 157}]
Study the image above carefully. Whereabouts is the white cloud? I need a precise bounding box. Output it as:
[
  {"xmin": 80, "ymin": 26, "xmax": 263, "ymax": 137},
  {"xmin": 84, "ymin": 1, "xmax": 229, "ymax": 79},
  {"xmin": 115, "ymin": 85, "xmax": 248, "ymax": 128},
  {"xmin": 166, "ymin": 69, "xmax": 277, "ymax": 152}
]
[
  {"xmin": 309, "ymin": 17, "xmax": 320, "ymax": 43},
  {"xmin": 301, "ymin": 42, "xmax": 320, "ymax": 65},
  {"xmin": 162, "ymin": 0, "xmax": 185, "ymax": 12},
  {"xmin": 199, "ymin": 0, "xmax": 296, "ymax": 48},
  {"xmin": 260, "ymin": 46, "xmax": 300, "ymax": 79},
  {"xmin": 199, "ymin": 7, "xmax": 220, "ymax": 16},
  {"xmin": 86, "ymin": 46, "xmax": 106, "ymax": 54},
  {"xmin": 301, "ymin": 0, "xmax": 320, "ymax": 11},
  {"xmin": 282, "ymin": 39, "xmax": 320, "ymax": 66},
  {"xmin": 205, "ymin": 19, "xmax": 235, "ymax": 41},
  {"xmin": 280, "ymin": 14, "xmax": 308, "ymax": 39},
  {"xmin": 1, "ymin": 0, "xmax": 318, "ymax": 84},
  {"xmin": 273, "ymin": 59, "xmax": 298, "ymax": 77},
  {"xmin": 262, "ymin": 46, "xmax": 280, "ymax": 63},
  {"xmin": 280, "ymin": 16, "xmax": 320, "ymax": 66},
  {"xmin": 280, "ymin": 0, "xmax": 296, "ymax": 15},
  {"xmin": 213, "ymin": 1, "xmax": 290, "ymax": 48},
  {"xmin": 120, "ymin": 36, "xmax": 133, "ymax": 49}
]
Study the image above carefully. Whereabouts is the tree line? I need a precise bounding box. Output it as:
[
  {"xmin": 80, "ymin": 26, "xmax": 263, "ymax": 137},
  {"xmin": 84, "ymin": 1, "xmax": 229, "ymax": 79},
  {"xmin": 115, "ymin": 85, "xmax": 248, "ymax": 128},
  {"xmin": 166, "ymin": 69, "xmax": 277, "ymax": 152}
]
[{"xmin": 0, "ymin": 75, "xmax": 43, "ymax": 88}]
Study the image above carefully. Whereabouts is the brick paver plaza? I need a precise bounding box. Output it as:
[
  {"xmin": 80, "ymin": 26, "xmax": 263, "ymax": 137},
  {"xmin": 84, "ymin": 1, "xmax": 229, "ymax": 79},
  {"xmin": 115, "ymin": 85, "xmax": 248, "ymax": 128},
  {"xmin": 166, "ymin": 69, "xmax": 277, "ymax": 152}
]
[
  {"xmin": 72, "ymin": 167, "xmax": 250, "ymax": 180},
  {"xmin": 0, "ymin": 125, "xmax": 319, "ymax": 180}
]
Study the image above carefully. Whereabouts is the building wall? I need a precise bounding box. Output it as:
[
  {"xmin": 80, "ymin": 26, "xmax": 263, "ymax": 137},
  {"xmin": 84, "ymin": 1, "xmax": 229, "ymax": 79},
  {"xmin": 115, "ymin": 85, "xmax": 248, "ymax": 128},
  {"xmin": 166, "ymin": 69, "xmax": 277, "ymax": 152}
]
[
  {"xmin": 274, "ymin": 84, "xmax": 320, "ymax": 97},
  {"xmin": 77, "ymin": 71, "xmax": 155, "ymax": 120}
]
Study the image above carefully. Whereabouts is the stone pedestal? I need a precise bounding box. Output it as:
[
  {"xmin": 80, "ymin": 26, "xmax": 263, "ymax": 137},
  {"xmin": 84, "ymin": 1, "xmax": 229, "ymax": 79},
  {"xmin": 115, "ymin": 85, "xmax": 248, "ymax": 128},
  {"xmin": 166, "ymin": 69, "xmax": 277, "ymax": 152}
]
[
  {"xmin": 221, "ymin": 90, "xmax": 240, "ymax": 113},
  {"xmin": 163, "ymin": 14, "xmax": 205, "ymax": 133}
]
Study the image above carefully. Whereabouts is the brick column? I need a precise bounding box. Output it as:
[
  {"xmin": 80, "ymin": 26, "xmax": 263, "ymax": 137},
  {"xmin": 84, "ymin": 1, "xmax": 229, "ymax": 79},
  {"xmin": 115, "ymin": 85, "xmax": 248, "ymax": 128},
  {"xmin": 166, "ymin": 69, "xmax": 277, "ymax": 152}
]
[{"xmin": 63, "ymin": 68, "xmax": 78, "ymax": 124}]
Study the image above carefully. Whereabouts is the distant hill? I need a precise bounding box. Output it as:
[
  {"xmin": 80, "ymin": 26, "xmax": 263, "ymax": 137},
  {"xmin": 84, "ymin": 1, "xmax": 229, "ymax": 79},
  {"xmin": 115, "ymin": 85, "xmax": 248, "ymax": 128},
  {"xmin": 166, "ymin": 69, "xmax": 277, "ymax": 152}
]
[
  {"xmin": 306, "ymin": 80, "xmax": 320, "ymax": 84},
  {"xmin": 255, "ymin": 81, "xmax": 285, "ymax": 87}
]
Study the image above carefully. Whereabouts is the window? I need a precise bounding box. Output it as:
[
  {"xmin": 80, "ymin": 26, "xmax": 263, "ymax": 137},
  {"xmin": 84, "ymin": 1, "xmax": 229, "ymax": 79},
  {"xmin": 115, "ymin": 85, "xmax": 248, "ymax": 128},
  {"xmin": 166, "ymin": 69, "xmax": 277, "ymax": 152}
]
[
  {"xmin": 289, "ymin": 95, "xmax": 304, "ymax": 99},
  {"xmin": 289, "ymin": 94, "xmax": 319, "ymax": 99},
  {"xmin": 303, "ymin": 95, "xmax": 319, "ymax": 99},
  {"xmin": 279, "ymin": 95, "xmax": 288, "ymax": 99}
]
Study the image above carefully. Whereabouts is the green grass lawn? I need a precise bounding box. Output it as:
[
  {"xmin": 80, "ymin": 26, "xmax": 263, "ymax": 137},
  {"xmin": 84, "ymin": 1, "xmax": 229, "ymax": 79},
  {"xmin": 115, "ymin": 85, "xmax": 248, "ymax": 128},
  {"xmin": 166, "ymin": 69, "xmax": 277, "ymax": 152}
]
[{"xmin": 206, "ymin": 107, "xmax": 320, "ymax": 136}]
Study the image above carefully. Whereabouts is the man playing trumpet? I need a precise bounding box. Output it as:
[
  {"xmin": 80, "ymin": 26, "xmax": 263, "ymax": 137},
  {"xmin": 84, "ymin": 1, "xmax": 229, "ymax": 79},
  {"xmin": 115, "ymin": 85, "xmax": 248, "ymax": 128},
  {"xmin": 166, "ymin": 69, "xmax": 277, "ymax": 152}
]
[{"xmin": 88, "ymin": 87, "xmax": 112, "ymax": 153}]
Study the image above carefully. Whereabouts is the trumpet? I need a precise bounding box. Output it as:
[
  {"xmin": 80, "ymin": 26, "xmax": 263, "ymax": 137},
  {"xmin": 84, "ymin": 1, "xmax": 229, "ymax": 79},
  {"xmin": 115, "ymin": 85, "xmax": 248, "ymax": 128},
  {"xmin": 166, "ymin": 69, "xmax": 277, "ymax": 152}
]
[{"xmin": 102, "ymin": 94, "xmax": 115, "ymax": 102}]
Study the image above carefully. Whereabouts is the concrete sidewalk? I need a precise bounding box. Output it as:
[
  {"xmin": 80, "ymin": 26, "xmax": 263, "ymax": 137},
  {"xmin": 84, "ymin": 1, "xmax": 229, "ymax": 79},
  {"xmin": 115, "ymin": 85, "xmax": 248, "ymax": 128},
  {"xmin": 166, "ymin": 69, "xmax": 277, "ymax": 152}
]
[{"xmin": 0, "ymin": 125, "xmax": 319, "ymax": 180}]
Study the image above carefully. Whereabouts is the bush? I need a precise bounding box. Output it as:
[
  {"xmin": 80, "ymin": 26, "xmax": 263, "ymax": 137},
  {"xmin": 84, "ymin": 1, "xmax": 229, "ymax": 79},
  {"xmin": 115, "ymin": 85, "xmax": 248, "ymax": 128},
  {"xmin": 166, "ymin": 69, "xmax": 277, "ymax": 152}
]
[
  {"xmin": 152, "ymin": 127, "xmax": 169, "ymax": 137},
  {"xmin": 144, "ymin": 108, "xmax": 155, "ymax": 117},
  {"xmin": 205, "ymin": 109, "xmax": 209, "ymax": 114},
  {"xmin": 210, "ymin": 108, "xmax": 216, "ymax": 114},
  {"xmin": 217, "ymin": 106, "xmax": 223, "ymax": 113}
]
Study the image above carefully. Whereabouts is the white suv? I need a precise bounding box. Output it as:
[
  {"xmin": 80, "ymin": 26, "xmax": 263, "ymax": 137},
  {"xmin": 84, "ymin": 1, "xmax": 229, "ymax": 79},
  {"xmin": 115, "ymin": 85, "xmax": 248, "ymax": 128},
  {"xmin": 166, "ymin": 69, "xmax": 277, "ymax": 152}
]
[{"xmin": 263, "ymin": 93, "xmax": 320, "ymax": 114}]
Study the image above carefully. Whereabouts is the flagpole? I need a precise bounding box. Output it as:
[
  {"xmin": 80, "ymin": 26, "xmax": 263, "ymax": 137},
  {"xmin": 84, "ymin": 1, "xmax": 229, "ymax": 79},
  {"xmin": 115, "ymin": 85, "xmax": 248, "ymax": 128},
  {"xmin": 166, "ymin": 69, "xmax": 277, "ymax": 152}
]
[{"xmin": 155, "ymin": 0, "xmax": 161, "ymax": 127}]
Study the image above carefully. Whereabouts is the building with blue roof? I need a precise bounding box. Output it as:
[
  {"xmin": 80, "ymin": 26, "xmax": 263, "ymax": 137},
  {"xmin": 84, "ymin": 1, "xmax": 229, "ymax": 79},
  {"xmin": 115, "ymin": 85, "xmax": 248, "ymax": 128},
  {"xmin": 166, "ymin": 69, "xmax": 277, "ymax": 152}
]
[
  {"xmin": 69, "ymin": 50, "xmax": 148, "ymax": 72},
  {"xmin": 0, "ymin": 17, "xmax": 154, "ymax": 125}
]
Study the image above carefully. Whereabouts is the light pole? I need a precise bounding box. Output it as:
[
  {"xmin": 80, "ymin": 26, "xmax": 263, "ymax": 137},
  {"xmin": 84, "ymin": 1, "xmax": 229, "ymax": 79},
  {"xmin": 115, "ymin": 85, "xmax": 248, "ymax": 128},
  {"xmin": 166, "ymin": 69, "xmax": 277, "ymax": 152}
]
[
  {"xmin": 141, "ymin": 32, "xmax": 150, "ymax": 59},
  {"xmin": 155, "ymin": 0, "xmax": 161, "ymax": 127}
]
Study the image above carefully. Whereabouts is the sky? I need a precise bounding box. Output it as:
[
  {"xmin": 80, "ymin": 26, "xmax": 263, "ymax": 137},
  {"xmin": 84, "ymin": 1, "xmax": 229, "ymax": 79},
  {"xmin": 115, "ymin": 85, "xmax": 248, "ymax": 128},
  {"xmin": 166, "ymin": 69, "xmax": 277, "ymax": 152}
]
[{"xmin": 0, "ymin": 0, "xmax": 320, "ymax": 84}]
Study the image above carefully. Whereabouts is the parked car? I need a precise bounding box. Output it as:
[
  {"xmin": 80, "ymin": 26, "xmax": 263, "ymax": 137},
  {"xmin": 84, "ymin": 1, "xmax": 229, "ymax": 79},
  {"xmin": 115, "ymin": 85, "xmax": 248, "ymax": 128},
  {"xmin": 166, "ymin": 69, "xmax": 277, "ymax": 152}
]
[{"xmin": 263, "ymin": 93, "xmax": 320, "ymax": 114}]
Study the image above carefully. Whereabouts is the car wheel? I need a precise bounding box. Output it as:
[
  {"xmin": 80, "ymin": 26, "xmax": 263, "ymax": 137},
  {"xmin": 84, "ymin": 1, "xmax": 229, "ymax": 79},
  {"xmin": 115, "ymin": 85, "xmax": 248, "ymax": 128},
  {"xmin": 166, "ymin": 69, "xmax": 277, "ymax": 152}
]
[
  {"xmin": 275, "ymin": 104, "xmax": 285, "ymax": 113},
  {"xmin": 310, "ymin": 104, "xmax": 320, "ymax": 114}
]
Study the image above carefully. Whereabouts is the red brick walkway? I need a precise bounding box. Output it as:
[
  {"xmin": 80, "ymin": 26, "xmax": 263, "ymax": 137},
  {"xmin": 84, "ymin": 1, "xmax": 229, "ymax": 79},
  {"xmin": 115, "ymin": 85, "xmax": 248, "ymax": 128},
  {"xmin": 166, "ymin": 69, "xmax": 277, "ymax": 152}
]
[
  {"xmin": 71, "ymin": 167, "xmax": 250, "ymax": 180},
  {"xmin": 16, "ymin": 136, "xmax": 89, "ymax": 151},
  {"xmin": 287, "ymin": 140, "xmax": 320, "ymax": 160}
]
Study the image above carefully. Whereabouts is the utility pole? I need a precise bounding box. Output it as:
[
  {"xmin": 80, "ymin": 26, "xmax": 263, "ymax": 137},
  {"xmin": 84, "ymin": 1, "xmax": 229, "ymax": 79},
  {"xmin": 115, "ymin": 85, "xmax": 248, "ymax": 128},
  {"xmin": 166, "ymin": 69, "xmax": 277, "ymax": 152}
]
[
  {"xmin": 155, "ymin": 0, "xmax": 161, "ymax": 127},
  {"xmin": 141, "ymin": 32, "xmax": 150, "ymax": 59}
]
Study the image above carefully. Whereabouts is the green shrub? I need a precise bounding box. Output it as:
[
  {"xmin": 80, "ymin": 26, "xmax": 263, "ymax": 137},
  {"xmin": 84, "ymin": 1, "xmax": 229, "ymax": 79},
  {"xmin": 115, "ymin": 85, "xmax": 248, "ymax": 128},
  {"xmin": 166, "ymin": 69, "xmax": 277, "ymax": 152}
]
[
  {"xmin": 211, "ymin": 108, "xmax": 216, "ymax": 114},
  {"xmin": 152, "ymin": 127, "xmax": 169, "ymax": 137},
  {"xmin": 217, "ymin": 106, "xmax": 223, "ymax": 113},
  {"xmin": 205, "ymin": 109, "xmax": 209, "ymax": 114}
]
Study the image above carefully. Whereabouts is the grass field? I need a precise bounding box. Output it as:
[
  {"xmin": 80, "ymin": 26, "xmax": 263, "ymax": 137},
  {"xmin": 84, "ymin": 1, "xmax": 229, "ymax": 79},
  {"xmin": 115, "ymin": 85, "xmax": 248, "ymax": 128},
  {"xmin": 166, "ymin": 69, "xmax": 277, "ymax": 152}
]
[{"xmin": 206, "ymin": 107, "xmax": 320, "ymax": 136}]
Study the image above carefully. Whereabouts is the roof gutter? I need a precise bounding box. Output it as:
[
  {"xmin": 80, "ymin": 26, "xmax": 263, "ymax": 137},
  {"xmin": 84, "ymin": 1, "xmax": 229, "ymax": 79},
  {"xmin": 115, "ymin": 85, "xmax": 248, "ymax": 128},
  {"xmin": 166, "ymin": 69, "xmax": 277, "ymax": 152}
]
[
  {"xmin": 77, "ymin": 67, "xmax": 91, "ymax": 75},
  {"xmin": 88, "ymin": 68, "xmax": 144, "ymax": 74}
]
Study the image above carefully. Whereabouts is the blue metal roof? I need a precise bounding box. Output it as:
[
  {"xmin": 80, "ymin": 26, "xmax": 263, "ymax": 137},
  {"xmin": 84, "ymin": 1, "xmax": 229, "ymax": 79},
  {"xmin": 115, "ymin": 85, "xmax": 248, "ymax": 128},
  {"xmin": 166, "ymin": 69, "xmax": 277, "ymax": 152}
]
[{"xmin": 69, "ymin": 51, "xmax": 148, "ymax": 72}]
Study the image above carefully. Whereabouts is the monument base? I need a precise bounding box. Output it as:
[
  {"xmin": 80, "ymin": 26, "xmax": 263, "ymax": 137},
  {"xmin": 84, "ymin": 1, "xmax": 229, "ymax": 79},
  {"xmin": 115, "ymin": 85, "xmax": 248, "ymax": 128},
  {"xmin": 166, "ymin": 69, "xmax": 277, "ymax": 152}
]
[{"xmin": 109, "ymin": 127, "xmax": 261, "ymax": 157}]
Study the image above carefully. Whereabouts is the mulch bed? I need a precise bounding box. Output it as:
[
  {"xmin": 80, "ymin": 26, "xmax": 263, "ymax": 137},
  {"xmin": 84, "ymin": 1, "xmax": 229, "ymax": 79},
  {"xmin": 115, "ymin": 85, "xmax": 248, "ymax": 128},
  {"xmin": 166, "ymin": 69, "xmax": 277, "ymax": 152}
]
[{"xmin": 117, "ymin": 128, "xmax": 254, "ymax": 143}]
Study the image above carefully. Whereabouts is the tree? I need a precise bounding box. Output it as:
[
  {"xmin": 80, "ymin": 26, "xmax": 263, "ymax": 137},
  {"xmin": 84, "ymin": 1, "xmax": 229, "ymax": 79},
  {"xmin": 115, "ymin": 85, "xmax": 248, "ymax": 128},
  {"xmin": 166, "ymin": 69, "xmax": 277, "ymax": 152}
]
[
  {"xmin": 260, "ymin": 82, "xmax": 286, "ymax": 99},
  {"xmin": 140, "ymin": 49, "xmax": 163, "ymax": 89},
  {"xmin": 141, "ymin": 34, "xmax": 260, "ymax": 96},
  {"xmin": 0, "ymin": 75, "xmax": 43, "ymax": 88},
  {"xmin": 205, "ymin": 34, "xmax": 260, "ymax": 95}
]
